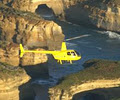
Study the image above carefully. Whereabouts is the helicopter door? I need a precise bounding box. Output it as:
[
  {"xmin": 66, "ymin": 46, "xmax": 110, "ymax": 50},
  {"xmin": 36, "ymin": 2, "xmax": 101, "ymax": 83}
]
[{"xmin": 67, "ymin": 52, "xmax": 71, "ymax": 56}]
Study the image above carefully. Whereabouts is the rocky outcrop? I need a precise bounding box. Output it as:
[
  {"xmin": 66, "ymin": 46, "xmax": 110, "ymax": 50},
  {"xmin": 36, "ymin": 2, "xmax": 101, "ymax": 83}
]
[
  {"xmin": 0, "ymin": 2, "xmax": 64, "ymax": 100},
  {"xmin": 0, "ymin": 42, "xmax": 19, "ymax": 66},
  {"xmin": 0, "ymin": 63, "xmax": 30, "ymax": 100},
  {"xmin": 49, "ymin": 59, "xmax": 120, "ymax": 100},
  {"xmin": 0, "ymin": 3, "xmax": 64, "ymax": 50},
  {"xmin": 0, "ymin": 42, "xmax": 47, "ymax": 66},
  {"xmin": 2, "ymin": 0, "xmax": 120, "ymax": 32},
  {"xmin": 49, "ymin": 79, "xmax": 120, "ymax": 100},
  {"xmin": 64, "ymin": 0, "xmax": 120, "ymax": 32},
  {"xmin": 0, "ymin": 3, "xmax": 64, "ymax": 66}
]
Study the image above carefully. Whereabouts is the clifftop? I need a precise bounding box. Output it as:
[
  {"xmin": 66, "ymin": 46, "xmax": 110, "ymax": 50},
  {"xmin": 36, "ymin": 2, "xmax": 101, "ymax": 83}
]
[
  {"xmin": 0, "ymin": 62, "xmax": 30, "ymax": 100},
  {"xmin": 0, "ymin": 62, "xmax": 27, "ymax": 80},
  {"xmin": 0, "ymin": 3, "xmax": 42, "ymax": 21},
  {"xmin": 1, "ymin": 0, "xmax": 120, "ymax": 31},
  {"xmin": 53, "ymin": 59, "xmax": 120, "ymax": 90},
  {"xmin": 49, "ymin": 59, "xmax": 120, "ymax": 100}
]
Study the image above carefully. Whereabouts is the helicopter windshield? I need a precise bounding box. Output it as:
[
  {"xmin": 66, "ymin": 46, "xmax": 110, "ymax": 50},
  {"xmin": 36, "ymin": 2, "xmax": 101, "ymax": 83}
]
[
  {"xmin": 67, "ymin": 52, "xmax": 76, "ymax": 56},
  {"xmin": 75, "ymin": 50, "xmax": 80, "ymax": 56},
  {"xmin": 71, "ymin": 52, "xmax": 76, "ymax": 56}
]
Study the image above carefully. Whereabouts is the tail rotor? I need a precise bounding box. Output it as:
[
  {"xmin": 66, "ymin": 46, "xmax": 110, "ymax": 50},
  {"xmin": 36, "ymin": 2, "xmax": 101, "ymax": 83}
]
[{"xmin": 20, "ymin": 44, "xmax": 25, "ymax": 57}]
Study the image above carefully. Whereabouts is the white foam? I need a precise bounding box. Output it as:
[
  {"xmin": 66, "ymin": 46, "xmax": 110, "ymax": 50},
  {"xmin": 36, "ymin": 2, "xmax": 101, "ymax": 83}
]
[
  {"xmin": 98, "ymin": 31, "xmax": 120, "ymax": 39},
  {"xmin": 66, "ymin": 34, "xmax": 91, "ymax": 41},
  {"xmin": 96, "ymin": 47, "xmax": 102, "ymax": 50},
  {"xmin": 32, "ymin": 78, "xmax": 57, "ymax": 86}
]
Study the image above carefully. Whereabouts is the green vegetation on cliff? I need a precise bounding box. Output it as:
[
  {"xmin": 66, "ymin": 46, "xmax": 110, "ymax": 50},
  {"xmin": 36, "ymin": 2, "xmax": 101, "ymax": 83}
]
[
  {"xmin": 76, "ymin": 0, "xmax": 120, "ymax": 6},
  {"xmin": 55, "ymin": 59, "xmax": 120, "ymax": 90},
  {"xmin": 0, "ymin": 62, "xmax": 24, "ymax": 80},
  {"xmin": 0, "ymin": 3, "xmax": 42, "ymax": 21}
]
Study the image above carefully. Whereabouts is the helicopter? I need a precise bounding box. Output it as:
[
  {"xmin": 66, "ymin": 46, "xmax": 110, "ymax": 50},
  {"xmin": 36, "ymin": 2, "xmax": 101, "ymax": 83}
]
[{"xmin": 20, "ymin": 42, "xmax": 81, "ymax": 64}]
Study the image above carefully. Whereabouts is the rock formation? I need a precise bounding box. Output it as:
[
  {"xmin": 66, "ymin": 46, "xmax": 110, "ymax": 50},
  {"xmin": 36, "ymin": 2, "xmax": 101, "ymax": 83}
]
[
  {"xmin": 49, "ymin": 79, "xmax": 120, "ymax": 100},
  {"xmin": 0, "ymin": 42, "xmax": 48, "ymax": 66},
  {"xmin": 49, "ymin": 59, "xmax": 120, "ymax": 100},
  {"xmin": 0, "ymin": 63, "xmax": 30, "ymax": 100},
  {"xmin": 0, "ymin": 2, "xmax": 64, "ymax": 66},
  {"xmin": 1, "ymin": 0, "xmax": 120, "ymax": 32},
  {"xmin": 0, "ymin": 3, "xmax": 64, "ymax": 100},
  {"xmin": 0, "ymin": 3, "xmax": 64, "ymax": 50}
]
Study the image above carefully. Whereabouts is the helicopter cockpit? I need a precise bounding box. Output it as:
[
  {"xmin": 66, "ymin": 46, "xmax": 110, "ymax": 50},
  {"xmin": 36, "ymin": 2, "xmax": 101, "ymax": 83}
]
[{"xmin": 67, "ymin": 51, "xmax": 80, "ymax": 56}]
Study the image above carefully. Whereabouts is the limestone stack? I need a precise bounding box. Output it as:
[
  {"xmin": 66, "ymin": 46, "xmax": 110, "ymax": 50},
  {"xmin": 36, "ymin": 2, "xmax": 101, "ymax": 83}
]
[
  {"xmin": 1, "ymin": 0, "xmax": 120, "ymax": 32},
  {"xmin": 0, "ymin": 63, "xmax": 30, "ymax": 100}
]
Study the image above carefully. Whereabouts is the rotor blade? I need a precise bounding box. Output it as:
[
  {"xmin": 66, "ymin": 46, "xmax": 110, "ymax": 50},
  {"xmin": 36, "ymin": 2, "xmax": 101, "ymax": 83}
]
[{"xmin": 66, "ymin": 34, "xmax": 90, "ymax": 41}]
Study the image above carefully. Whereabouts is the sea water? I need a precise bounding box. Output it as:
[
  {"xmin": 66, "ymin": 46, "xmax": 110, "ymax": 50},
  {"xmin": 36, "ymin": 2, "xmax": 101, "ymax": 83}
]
[{"xmin": 33, "ymin": 20, "xmax": 120, "ymax": 100}]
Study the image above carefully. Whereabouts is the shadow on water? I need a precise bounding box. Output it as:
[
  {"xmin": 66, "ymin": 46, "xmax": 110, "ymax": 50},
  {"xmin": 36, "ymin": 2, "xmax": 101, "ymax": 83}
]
[
  {"xmin": 19, "ymin": 80, "xmax": 35, "ymax": 100},
  {"xmin": 19, "ymin": 62, "xmax": 49, "ymax": 100},
  {"xmin": 72, "ymin": 87, "xmax": 120, "ymax": 100},
  {"xmin": 23, "ymin": 63, "xmax": 49, "ymax": 79}
]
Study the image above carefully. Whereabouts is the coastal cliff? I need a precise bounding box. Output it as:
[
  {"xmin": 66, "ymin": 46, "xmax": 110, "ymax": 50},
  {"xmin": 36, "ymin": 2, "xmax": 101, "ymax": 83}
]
[
  {"xmin": 2, "ymin": 0, "xmax": 120, "ymax": 32},
  {"xmin": 49, "ymin": 59, "xmax": 120, "ymax": 100},
  {"xmin": 0, "ymin": 62, "xmax": 30, "ymax": 100},
  {"xmin": 0, "ymin": 3, "xmax": 64, "ymax": 50},
  {"xmin": 0, "ymin": 3, "xmax": 64, "ymax": 100},
  {"xmin": 0, "ymin": 42, "xmax": 47, "ymax": 66},
  {"xmin": 0, "ymin": 3, "xmax": 64, "ymax": 66}
]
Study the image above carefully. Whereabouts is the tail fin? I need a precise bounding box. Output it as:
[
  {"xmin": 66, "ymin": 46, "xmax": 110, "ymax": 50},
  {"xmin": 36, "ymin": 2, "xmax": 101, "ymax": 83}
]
[
  {"xmin": 61, "ymin": 42, "xmax": 67, "ymax": 51},
  {"xmin": 20, "ymin": 44, "xmax": 25, "ymax": 57}
]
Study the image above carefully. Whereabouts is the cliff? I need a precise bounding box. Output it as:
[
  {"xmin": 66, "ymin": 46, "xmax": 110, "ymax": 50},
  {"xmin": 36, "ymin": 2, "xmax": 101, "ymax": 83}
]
[
  {"xmin": 0, "ymin": 3, "xmax": 64, "ymax": 50},
  {"xmin": 0, "ymin": 42, "xmax": 48, "ymax": 66},
  {"xmin": 49, "ymin": 59, "xmax": 120, "ymax": 100},
  {"xmin": 0, "ymin": 3, "xmax": 64, "ymax": 65},
  {"xmin": 0, "ymin": 62, "xmax": 30, "ymax": 100},
  {"xmin": 0, "ymin": 3, "xmax": 64, "ymax": 100},
  {"xmin": 2, "ymin": 0, "xmax": 120, "ymax": 32}
]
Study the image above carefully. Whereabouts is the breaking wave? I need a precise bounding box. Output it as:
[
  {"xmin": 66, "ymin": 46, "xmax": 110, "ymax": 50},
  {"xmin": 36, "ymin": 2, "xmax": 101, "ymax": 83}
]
[
  {"xmin": 32, "ymin": 78, "xmax": 58, "ymax": 87},
  {"xmin": 99, "ymin": 31, "xmax": 120, "ymax": 39},
  {"xmin": 66, "ymin": 34, "xmax": 91, "ymax": 41}
]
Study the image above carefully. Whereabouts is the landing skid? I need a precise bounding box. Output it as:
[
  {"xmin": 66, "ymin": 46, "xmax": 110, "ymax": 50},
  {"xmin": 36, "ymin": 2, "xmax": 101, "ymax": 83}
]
[{"xmin": 57, "ymin": 60, "xmax": 74, "ymax": 64}]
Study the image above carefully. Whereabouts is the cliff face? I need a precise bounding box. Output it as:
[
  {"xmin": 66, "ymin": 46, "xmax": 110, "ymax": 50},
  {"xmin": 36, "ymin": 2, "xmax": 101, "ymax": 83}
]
[
  {"xmin": 0, "ymin": 3, "xmax": 64, "ymax": 65},
  {"xmin": 0, "ymin": 4, "xmax": 64, "ymax": 99},
  {"xmin": 0, "ymin": 42, "xmax": 48, "ymax": 66},
  {"xmin": 49, "ymin": 59, "xmax": 120, "ymax": 100},
  {"xmin": 2, "ymin": 0, "xmax": 120, "ymax": 32},
  {"xmin": 0, "ymin": 3, "xmax": 64, "ymax": 50},
  {"xmin": 0, "ymin": 63, "xmax": 30, "ymax": 100},
  {"xmin": 49, "ymin": 79, "xmax": 120, "ymax": 100}
]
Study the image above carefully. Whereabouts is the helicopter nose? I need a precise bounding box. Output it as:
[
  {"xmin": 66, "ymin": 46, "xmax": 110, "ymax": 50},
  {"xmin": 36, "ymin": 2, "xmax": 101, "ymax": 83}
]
[{"xmin": 77, "ymin": 56, "xmax": 81, "ymax": 60}]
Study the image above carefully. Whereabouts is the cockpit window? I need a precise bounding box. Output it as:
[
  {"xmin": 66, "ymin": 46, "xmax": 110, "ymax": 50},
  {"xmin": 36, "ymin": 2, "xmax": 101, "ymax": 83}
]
[
  {"xmin": 75, "ymin": 50, "xmax": 80, "ymax": 55},
  {"xmin": 71, "ymin": 52, "xmax": 76, "ymax": 56},
  {"xmin": 67, "ymin": 52, "xmax": 71, "ymax": 55}
]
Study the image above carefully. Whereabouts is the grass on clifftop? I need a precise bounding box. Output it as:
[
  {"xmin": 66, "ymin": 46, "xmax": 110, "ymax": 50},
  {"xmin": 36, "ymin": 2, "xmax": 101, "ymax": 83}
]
[
  {"xmin": 76, "ymin": 0, "xmax": 120, "ymax": 6},
  {"xmin": 0, "ymin": 62, "xmax": 24, "ymax": 80},
  {"xmin": 54, "ymin": 59, "xmax": 120, "ymax": 90},
  {"xmin": 0, "ymin": 3, "xmax": 43, "ymax": 21}
]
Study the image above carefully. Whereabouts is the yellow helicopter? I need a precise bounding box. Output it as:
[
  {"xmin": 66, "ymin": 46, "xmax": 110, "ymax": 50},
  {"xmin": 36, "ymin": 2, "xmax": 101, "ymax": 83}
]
[{"xmin": 20, "ymin": 42, "xmax": 81, "ymax": 64}]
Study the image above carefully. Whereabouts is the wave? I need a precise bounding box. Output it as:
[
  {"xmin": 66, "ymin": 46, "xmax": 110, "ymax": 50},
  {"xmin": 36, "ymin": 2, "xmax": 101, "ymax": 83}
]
[
  {"xmin": 98, "ymin": 31, "xmax": 120, "ymax": 39},
  {"xmin": 66, "ymin": 34, "xmax": 91, "ymax": 41},
  {"xmin": 32, "ymin": 78, "xmax": 57, "ymax": 87}
]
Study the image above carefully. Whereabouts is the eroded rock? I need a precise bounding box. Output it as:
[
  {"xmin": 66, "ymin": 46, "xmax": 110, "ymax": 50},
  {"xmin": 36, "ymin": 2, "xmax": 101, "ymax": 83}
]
[
  {"xmin": 0, "ymin": 3, "xmax": 64, "ymax": 50},
  {"xmin": 2, "ymin": 0, "xmax": 120, "ymax": 32},
  {"xmin": 49, "ymin": 59, "xmax": 120, "ymax": 100},
  {"xmin": 0, "ymin": 63, "xmax": 30, "ymax": 100}
]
